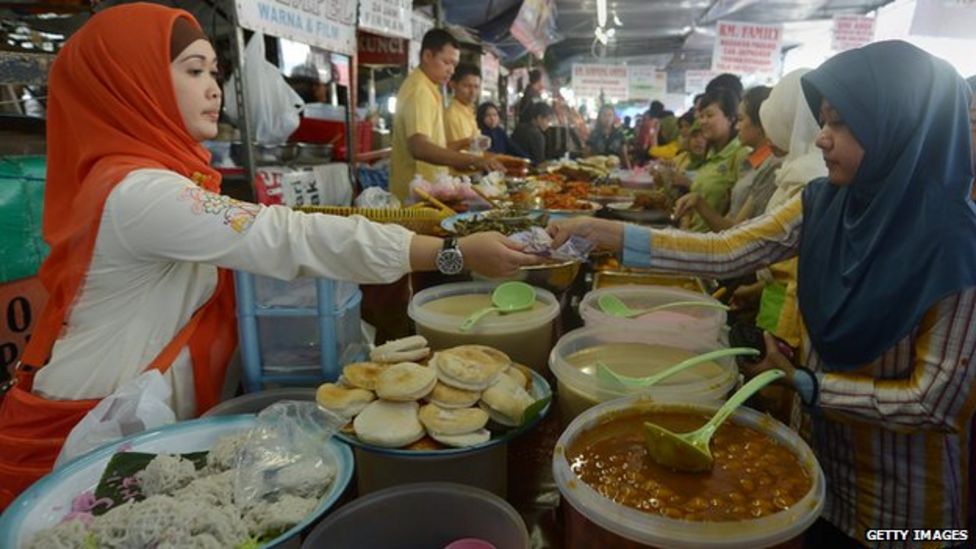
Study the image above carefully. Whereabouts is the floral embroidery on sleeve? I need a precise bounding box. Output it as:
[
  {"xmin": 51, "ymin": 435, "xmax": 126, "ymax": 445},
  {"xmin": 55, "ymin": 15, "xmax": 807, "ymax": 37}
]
[{"xmin": 178, "ymin": 185, "xmax": 261, "ymax": 234}]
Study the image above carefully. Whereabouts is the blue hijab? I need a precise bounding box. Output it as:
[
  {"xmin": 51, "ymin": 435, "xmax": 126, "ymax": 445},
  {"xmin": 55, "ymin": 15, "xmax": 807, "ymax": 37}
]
[{"xmin": 797, "ymin": 40, "xmax": 976, "ymax": 371}]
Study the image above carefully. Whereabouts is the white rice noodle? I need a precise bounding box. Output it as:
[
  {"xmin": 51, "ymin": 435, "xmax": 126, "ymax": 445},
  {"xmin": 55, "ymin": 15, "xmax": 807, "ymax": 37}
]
[
  {"xmin": 24, "ymin": 518, "xmax": 89, "ymax": 549},
  {"xmin": 206, "ymin": 433, "xmax": 250, "ymax": 473},
  {"xmin": 243, "ymin": 495, "xmax": 317, "ymax": 537},
  {"xmin": 134, "ymin": 454, "xmax": 197, "ymax": 496}
]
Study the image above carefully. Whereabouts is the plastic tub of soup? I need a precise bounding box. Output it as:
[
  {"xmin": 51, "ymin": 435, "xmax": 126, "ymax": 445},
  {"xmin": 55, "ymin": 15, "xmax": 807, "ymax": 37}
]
[
  {"xmin": 409, "ymin": 282, "xmax": 560, "ymax": 373},
  {"xmin": 580, "ymin": 286, "xmax": 727, "ymax": 344},
  {"xmin": 549, "ymin": 326, "xmax": 737, "ymax": 422},
  {"xmin": 553, "ymin": 396, "xmax": 825, "ymax": 548},
  {"xmin": 302, "ymin": 482, "xmax": 529, "ymax": 549}
]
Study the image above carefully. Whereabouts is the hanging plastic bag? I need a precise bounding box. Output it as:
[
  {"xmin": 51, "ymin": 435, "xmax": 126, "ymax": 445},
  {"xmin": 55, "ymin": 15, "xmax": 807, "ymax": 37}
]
[
  {"xmin": 223, "ymin": 32, "xmax": 304, "ymax": 145},
  {"xmin": 55, "ymin": 370, "xmax": 176, "ymax": 467}
]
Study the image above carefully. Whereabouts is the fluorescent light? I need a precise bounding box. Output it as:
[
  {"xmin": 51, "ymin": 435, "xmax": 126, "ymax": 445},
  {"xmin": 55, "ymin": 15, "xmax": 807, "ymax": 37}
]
[
  {"xmin": 597, "ymin": 0, "xmax": 607, "ymax": 28},
  {"xmin": 387, "ymin": 96, "xmax": 397, "ymax": 114}
]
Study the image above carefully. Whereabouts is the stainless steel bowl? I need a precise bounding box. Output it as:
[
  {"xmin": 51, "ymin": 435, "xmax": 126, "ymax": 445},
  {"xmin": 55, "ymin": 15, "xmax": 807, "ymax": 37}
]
[
  {"xmin": 473, "ymin": 260, "xmax": 581, "ymax": 293},
  {"xmin": 294, "ymin": 142, "xmax": 334, "ymax": 164}
]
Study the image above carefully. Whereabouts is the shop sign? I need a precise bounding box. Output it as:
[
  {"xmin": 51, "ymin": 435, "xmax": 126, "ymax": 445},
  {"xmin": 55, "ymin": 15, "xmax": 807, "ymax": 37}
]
[
  {"xmin": 832, "ymin": 15, "xmax": 875, "ymax": 51},
  {"xmin": 235, "ymin": 0, "xmax": 356, "ymax": 55},
  {"xmin": 0, "ymin": 276, "xmax": 47, "ymax": 376},
  {"xmin": 408, "ymin": 10, "xmax": 436, "ymax": 70},
  {"xmin": 909, "ymin": 0, "xmax": 976, "ymax": 39},
  {"xmin": 358, "ymin": 0, "xmax": 412, "ymax": 40},
  {"xmin": 481, "ymin": 52, "xmax": 500, "ymax": 98},
  {"xmin": 357, "ymin": 31, "xmax": 407, "ymax": 66},
  {"xmin": 711, "ymin": 20, "xmax": 783, "ymax": 76},
  {"xmin": 684, "ymin": 69, "xmax": 717, "ymax": 95},
  {"xmin": 627, "ymin": 66, "xmax": 666, "ymax": 101},
  {"xmin": 571, "ymin": 64, "xmax": 628, "ymax": 101}
]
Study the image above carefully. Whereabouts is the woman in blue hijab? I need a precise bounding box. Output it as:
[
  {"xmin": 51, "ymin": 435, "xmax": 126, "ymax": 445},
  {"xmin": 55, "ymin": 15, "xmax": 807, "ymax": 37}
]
[{"xmin": 547, "ymin": 40, "xmax": 976, "ymax": 544}]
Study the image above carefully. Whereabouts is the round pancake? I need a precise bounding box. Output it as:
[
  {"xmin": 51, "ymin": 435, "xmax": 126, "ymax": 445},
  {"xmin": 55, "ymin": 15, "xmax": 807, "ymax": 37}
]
[
  {"xmin": 479, "ymin": 374, "xmax": 536, "ymax": 426},
  {"xmin": 375, "ymin": 362, "xmax": 437, "ymax": 401},
  {"xmin": 315, "ymin": 383, "xmax": 375, "ymax": 418},
  {"xmin": 430, "ymin": 429, "xmax": 491, "ymax": 448},
  {"xmin": 427, "ymin": 382, "xmax": 481, "ymax": 409},
  {"xmin": 418, "ymin": 403, "xmax": 489, "ymax": 436},
  {"xmin": 431, "ymin": 346, "xmax": 510, "ymax": 391},
  {"xmin": 342, "ymin": 362, "xmax": 387, "ymax": 391},
  {"xmin": 353, "ymin": 400, "xmax": 425, "ymax": 448},
  {"xmin": 370, "ymin": 335, "xmax": 430, "ymax": 363},
  {"xmin": 502, "ymin": 365, "xmax": 529, "ymax": 389}
]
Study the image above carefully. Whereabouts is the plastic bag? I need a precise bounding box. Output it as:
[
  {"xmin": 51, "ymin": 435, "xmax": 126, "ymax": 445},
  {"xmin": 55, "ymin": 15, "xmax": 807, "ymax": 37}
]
[
  {"xmin": 355, "ymin": 187, "xmax": 401, "ymax": 209},
  {"xmin": 233, "ymin": 401, "xmax": 345, "ymax": 507},
  {"xmin": 223, "ymin": 32, "xmax": 304, "ymax": 145},
  {"xmin": 55, "ymin": 370, "xmax": 176, "ymax": 467}
]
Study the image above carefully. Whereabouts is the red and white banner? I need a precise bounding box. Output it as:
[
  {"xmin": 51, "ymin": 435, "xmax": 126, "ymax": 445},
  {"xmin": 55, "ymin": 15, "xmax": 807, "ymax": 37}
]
[
  {"xmin": 572, "ymin": 64, "xmax": 628, "ymax": 101},
  {"xmin": 711, "ymin": 20, "xmax": 783, "ymax": 76},
  {"xmin": 832, "ymin": 15, "xmax": 875, "ymax": 51}
]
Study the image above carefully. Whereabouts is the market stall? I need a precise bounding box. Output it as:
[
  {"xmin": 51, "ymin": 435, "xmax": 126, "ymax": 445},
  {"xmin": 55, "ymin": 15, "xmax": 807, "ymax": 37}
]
[{"xmin": 4, "ymin": 0, "xmax": 976, "ymax": 548}]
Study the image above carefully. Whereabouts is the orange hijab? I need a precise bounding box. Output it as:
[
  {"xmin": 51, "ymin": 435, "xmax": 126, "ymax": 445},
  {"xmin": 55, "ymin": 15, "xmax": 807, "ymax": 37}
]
[{"xmin": 23, "ymin": 3, "xmax": 237, "ymax": 413}]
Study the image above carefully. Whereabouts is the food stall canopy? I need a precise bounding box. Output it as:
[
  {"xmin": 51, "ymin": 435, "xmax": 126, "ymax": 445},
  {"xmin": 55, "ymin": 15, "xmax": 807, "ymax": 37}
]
[{"xmin": 439, "ymin": 0, "xmax": 893, "ymax": 70}]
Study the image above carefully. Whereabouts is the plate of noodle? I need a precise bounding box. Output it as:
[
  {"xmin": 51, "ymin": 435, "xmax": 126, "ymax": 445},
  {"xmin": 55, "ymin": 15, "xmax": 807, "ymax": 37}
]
[{"xmin": 1, "ymin": 415, "xmax": 354, "ymax": 549}]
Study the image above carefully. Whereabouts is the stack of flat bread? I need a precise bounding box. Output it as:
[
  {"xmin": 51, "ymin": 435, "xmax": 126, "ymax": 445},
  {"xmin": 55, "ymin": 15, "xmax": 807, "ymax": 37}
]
[{"xmin": 316, "ymin": 337, "xmax": 537, "ymax": 449}]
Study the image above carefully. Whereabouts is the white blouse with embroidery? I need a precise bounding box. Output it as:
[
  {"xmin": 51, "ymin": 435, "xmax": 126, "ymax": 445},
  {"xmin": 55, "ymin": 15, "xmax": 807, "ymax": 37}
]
[{"xmin": 32, "ymin": 169, "xmax": 413, "ymax": 417}]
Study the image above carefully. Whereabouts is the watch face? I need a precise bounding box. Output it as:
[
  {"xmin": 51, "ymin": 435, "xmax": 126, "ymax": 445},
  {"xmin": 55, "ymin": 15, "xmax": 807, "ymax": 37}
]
[{"xmin": 436, "ymin": 249, "xmax": 464, "ymax": 275}]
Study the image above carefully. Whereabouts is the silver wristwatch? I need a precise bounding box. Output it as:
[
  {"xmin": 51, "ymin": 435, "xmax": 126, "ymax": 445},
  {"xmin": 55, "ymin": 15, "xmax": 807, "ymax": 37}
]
[{"xmin": 435, "ymin": 237, "xmax": 464, "ymax": 275}]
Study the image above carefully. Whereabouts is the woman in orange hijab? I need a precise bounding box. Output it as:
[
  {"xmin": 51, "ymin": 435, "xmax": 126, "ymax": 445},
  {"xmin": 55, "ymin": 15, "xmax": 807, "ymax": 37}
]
[{"xmin": 0, "ymin": 3, "xmax": 538, "ymax": 508}]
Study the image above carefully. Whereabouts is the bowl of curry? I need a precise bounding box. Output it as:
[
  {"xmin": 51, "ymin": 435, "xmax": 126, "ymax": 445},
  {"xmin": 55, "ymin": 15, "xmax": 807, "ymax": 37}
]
[{"xmin": 552, "ymin": 396, "xmax": 824, "ymax": 548}]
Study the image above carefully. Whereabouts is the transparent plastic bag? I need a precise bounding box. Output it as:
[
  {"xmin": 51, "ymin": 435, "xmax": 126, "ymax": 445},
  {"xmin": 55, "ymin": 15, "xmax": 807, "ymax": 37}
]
[
  {"xmin": 233, "ymin": 401, "xmax": 345, "ymax": 508},
  {"xmin": 354, "ymin": 187, "xmax": 401, "ymax": 209}
]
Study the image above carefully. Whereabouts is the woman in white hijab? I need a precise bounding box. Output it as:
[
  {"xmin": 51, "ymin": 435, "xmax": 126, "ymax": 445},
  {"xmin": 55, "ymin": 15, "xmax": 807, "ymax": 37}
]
[
  {"xmin": 753, "ymin": 69, "xmax": 828, "ymax": 351},
  {"xmin": 760, "ymin": 69, "xmax": 828, "ymax": 212}
]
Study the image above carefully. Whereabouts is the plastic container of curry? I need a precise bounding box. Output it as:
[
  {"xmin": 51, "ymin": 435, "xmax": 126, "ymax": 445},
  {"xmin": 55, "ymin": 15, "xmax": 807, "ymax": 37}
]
[{"xmin": 553, "ymin": 396, "xmax": 825, "ymax": 548}]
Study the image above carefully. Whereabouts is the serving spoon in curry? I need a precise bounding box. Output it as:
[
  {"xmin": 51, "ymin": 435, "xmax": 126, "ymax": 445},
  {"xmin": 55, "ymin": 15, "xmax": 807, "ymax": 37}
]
[{"xmin": 643, "ymin": 369, "xmax": 786, "ymax": 472}]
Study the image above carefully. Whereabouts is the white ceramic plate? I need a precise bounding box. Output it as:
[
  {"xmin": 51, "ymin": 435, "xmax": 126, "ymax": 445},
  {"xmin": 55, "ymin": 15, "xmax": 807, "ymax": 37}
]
[{"xmin": 0, "ymin": 415, "xmax": 354, "ymax": 549}]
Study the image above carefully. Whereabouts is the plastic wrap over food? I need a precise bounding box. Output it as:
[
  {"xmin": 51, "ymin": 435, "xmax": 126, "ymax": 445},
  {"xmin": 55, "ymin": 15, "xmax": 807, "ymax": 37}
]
[
  {"xmin": 233, "ymin": 402, "xmax": 345, "ymax": 509},
  {"xmin": 409, "ymin": 173, "xmax": 479, "ymax": 204},
  {"xmin": 355, "ymin": 186, "xmax": 401, "ymax": 209}
]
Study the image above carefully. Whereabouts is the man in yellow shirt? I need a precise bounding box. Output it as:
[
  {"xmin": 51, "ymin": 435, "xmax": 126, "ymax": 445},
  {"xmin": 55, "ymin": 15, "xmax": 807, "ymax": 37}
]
[
  {"xmin": 444, "ymin": 64, "xmax": 480, "ymax": 146},
  {"xmin": 390, "ymin": 29, "xmax": 502, "ymax": 200}
]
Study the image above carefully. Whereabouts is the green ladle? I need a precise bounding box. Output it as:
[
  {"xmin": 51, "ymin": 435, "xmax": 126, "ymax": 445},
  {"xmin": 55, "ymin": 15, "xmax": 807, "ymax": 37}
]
[
  {"xmin": 459, "ymin": 282, "xmax": 536, "ymax": 332},
  {"xmin": 598, "ymin": 294, "xmax": 729, "ymax": 319},
  {"xmin": 596, "ymin": 347, "xmax": 760, "ymax": 388},
  {"xmin": 644, "ymin": 369, "xmax": 786, "ymax": 472}
]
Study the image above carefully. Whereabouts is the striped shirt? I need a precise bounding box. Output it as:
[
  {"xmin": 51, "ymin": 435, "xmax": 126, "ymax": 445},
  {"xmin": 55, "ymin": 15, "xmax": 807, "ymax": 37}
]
[{"xmin": 622, "ymin": 193, "xmax": 976, "ymax": 547}]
